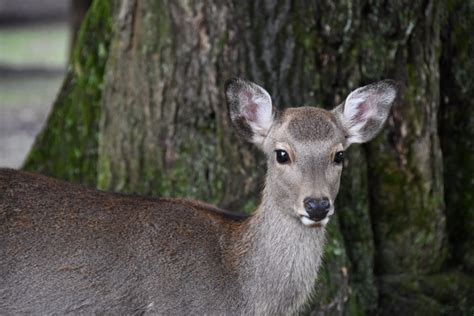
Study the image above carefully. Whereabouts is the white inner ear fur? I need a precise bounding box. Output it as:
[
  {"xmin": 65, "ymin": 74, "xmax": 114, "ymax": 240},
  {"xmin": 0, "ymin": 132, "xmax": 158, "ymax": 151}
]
[
  {"xmin": 244, "ymin": 86, "xmax": 274, "ymax": 143},
  {"xmin": 342, "ymin": 86, "xmax": 396, "ymax": 144}
]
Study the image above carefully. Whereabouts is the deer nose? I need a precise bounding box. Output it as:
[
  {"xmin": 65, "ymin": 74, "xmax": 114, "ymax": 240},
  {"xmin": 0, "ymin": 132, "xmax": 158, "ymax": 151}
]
[{"xmin": 304, "ymin": 197, "xmax": 330, "ymax": 220}]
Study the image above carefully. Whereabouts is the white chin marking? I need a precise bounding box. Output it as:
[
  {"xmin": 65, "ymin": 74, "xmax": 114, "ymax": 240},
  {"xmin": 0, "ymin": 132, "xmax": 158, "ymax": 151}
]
[
  {"xmin": 301, "ymin": 216, "xmax": 316, "ymax": 226},
  {"xmin": 320, "ymin": 217, "xmax": 329, "ymax": 226},
  {"xmin": 300, "ymin": 216, "xmax": 329, "ymax": 227}
]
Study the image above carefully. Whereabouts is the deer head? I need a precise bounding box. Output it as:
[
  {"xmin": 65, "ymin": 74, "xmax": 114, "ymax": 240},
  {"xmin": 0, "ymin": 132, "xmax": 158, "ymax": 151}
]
[{"xmin": 226, "ymin": 78, "xmax": 397, "ymax": 227}]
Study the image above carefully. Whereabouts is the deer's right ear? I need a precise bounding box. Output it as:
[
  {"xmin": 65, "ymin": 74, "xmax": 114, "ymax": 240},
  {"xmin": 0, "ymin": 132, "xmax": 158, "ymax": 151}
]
[{"xmin": 225, "ymin": 78, "xmax": 275, "ymax": 145}]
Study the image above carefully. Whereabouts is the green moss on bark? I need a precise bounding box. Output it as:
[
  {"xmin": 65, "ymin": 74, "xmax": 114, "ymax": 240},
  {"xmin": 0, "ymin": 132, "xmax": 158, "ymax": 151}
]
[
  {"xmin": 23, "ymin": 0, "xmax": 112, "ymax": 185},
  {"xmin": 378, "ymin": 275, "xmax": 442, "ymax": 316},
  {"xmin": 379, "ymin": 272, "xmax": 474, "ymax": 315}
]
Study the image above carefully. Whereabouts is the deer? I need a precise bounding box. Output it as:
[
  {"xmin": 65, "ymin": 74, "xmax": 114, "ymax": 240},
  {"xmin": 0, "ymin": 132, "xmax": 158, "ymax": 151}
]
[{"xmin": 0, "ymin": 78, "xmax": 397, "ymax": 315}]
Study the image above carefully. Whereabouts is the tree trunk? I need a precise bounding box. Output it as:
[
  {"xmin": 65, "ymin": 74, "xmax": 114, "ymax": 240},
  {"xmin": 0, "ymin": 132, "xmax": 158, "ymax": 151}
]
[
  {"xmin": 98, "ymin": 1, "xmax": 254, "ymax": 206},
  {"xmin": 24, "ymin": 0, "xmax": 473, "ymax": 314},
  {"xmin": 366, "ymin": 0, "xmax": 446, "ymax": 276},
  {"xmin": 439, "ymin": 0, "xmax": 474, "ymax": 273},
  {"xmin": 24, "ymin": 0, "xmax": 112, "ymax": 186},
  {"xmin": 70, "ymin": 0, "xmax": 93, "ymax": 55}
]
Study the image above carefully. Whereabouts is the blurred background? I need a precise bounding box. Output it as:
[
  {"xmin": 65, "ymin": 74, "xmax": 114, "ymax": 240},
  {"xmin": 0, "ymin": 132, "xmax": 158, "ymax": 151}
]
[
  {"xmin": 0, "ymin": 0, "xmax": 89, "ymax": 168},
  {"xmin": 0, "ymin": 1, "xmax": 472, "ymax": 315}
]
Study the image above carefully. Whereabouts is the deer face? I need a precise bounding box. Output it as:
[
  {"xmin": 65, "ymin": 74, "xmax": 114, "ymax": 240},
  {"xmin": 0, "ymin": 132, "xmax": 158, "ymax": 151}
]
[
  {"xmin": 262, "ymin": 107, "xmax": 345, "ymax": 227},
  {"xmin": 226, "ymin": 78, "xmax": 397, "ymax": 227}
]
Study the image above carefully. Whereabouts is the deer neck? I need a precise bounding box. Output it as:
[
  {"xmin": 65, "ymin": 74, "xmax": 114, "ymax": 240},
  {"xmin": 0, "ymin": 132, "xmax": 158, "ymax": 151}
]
[{"xmin": 231, "ymin": 189, "xmax": 327, "ymax": 314}]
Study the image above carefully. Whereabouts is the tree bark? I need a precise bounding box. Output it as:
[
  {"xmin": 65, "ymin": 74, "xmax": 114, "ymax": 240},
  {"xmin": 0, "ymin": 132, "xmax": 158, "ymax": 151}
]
[
  {"xmin": 365, "ymin": 0, "xmax": 446, "ymax": 276},
  {"xmin": 70, "ymin": 0, "xmax": 93, "ymax": 55},
  {"xmin": 98, "ymin": 1, "xmax": 252, "ymax": 205},
  {"xmin": 24, "ymin": 0, "xmax": 473, "ymax": 314},
  {"xmin": 439, "ymin": 0, "xmax": 474, "ymax": 273},
  {"xmin": 24, "ymin": 0, "xmax": 112, "ymax": 186}
]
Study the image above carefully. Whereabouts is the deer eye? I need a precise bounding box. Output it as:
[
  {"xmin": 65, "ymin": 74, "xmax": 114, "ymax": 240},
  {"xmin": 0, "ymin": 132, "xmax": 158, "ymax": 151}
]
[
  {"xmin": 334, "ymin": 151, "xmax": 344, "ymax": 164},
  {"xmin": 275, "ymin": 150, "xmax": 290, "ymax": 164}
]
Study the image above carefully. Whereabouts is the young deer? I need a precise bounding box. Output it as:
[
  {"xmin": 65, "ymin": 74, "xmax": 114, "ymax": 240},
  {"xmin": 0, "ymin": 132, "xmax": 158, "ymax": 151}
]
[{"xmin": 0, "ymin": 78, "xmax": 397, "ymax": 314}]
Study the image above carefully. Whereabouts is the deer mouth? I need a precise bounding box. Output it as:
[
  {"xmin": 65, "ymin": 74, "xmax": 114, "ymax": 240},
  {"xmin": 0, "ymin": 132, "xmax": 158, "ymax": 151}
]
[{"xmin": 299, "ymin": 215, "xmax": 330, "ymax": 227}]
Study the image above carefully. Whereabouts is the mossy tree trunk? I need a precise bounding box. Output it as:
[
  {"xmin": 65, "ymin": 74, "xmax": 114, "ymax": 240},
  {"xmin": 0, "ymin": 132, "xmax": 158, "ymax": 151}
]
[
  {"xmin": 70, "ymin": 0, "xmax": 93, "ymax": 54},
  {"xmin": 24, "ymin": 0, "xmax": 473, "ymax": 314},
  {"xmin": 439, "ymin": 0, "xmax": 474, "ymax": 273},
  {"xmin": 24, "ymin": 0, "xmax": 112, "ymax": 186}
]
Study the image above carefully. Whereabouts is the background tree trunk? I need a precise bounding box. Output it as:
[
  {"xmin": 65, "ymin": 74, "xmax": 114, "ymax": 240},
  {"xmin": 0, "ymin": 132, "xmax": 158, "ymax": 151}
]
[
  {"xmin": 70, "ymin": 0, "xmax": 93, "ymax": 55},
  {"xmin": 24, "ymin": 0, "xmax": 473, "ymax": 314},
  {"xmin": 439, "ymin": 0, "xmax": 474, "ymax": 273},
  {"xmin": 24, "ymin": 0, "xmax": 112, "ymax": 185}
]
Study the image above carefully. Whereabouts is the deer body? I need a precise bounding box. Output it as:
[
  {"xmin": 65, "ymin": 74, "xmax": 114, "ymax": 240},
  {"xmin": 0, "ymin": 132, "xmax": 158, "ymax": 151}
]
[
  {"xmin": 0, "ymin": 79, "xmax": 397, "ymax": 314},
  {"xmin": 0, "ymin": 169, "xmax": 323, "ymax": 314}
]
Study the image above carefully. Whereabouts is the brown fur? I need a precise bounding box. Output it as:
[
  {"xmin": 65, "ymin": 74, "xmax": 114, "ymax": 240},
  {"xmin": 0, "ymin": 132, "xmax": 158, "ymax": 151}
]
[
  {"xmin": 1, "ymin": 169, "xmax": 245, "ymax": 314},
  {"xmin": 284, "ymin": 107, "xmax": 338, "ymax": 141}
]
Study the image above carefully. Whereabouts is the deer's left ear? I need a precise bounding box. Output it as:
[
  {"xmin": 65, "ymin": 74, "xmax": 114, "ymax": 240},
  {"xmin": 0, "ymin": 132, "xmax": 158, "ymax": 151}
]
[{"xmin": 332, "ymin": 80, "xmax": 398, "ymax": 146}]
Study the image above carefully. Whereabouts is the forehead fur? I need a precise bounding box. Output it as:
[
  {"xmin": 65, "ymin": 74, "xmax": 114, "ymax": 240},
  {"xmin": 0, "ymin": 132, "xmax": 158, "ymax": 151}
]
[{"xmin": 283, "ymin": 107, "xmax": 341, "ymax": 142}]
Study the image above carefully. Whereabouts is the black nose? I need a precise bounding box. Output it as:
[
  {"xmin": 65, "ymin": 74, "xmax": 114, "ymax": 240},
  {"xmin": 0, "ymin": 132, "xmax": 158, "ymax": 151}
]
[{"xmin": 304, "ymin": 197, "xmax": 330, "ymax": 220}]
